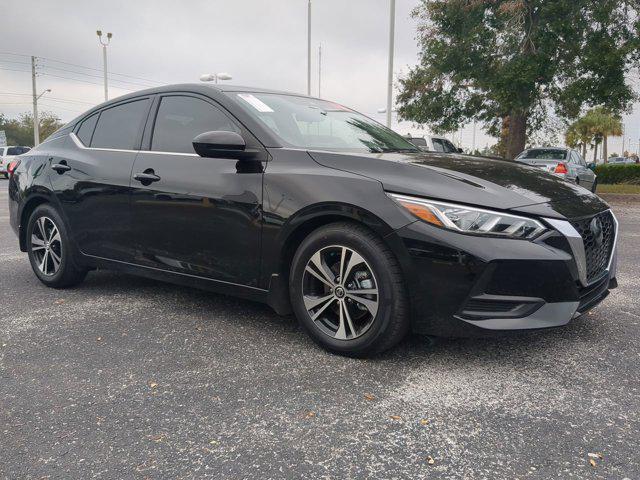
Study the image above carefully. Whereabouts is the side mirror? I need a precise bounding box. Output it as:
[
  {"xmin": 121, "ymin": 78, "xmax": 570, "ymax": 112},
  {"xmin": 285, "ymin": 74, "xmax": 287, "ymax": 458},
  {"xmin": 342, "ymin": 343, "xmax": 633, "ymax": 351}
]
[
  {"xmin": 587, "ymin": 162, "xmax": 596, "ymax": 171},
  {"xmin": 192, "ymin": 131, "xmax": 256, "ymax": 160},
  {"xmin": 457, "ymin": 147, "xmax": 463, "ymax": 153}
]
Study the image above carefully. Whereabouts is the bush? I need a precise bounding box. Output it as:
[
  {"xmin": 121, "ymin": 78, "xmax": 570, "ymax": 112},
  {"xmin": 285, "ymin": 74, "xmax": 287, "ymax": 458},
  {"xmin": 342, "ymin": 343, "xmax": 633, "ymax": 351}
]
[{"xmin": 594, "ymin": 164, "xmax": 640, "ymax": 185}]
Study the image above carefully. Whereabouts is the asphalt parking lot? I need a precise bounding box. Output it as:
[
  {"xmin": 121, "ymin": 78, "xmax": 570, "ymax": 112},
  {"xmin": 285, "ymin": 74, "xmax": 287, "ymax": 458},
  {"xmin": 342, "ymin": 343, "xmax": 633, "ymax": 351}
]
[{"xmin": 0, "ymin": 185, "xmax": 638, "ymax": 480}]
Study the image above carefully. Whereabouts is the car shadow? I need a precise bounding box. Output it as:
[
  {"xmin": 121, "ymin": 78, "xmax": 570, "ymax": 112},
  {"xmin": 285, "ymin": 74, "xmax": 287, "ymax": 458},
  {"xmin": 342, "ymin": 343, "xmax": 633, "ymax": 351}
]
[{"xmin": 76, "ymin": 269, "xmax": 605, "ymax": 364}]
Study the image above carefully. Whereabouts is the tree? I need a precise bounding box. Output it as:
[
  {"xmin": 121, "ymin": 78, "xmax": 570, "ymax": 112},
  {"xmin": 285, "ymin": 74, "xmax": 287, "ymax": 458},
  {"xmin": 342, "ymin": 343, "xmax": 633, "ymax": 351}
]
[
  {"xmin": 397, "ymin": 1, "xmax": 640, "ymax": 159},
  {"xmin": 0, "ymin": 111, "xmax": 64, "ymax": 146},
  {"xmin": 567, "ymin": 108, "xmax": 623, "ymax": 163},
  {"xmin": 565, "ymin": 119, "xmax": 591, "ymax": 159},
  {"xmin": 597, "ymin": 109, "xmax": 623, "ymax": 162}
]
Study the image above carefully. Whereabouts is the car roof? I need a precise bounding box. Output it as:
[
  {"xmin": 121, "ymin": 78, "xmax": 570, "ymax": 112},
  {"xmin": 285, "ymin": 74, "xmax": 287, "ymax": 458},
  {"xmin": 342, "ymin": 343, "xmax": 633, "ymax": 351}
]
[
  {"xmin": 109, "ymin": 83, "xmax": 313, "ymax": 100},
  {"xmin": 526, "ymin": 147, "xmax": 568, "ymax": 151},
  {"xmin": 63, "ymin": 83, "xmax": 324, "ymax": 129}
]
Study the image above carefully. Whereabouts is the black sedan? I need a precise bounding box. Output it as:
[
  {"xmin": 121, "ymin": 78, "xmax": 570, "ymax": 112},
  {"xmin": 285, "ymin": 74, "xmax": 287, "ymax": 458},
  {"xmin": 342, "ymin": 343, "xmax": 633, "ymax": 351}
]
[{"xmin": 8, "ymin": 84, "xmax": 618, "ymax": 356}]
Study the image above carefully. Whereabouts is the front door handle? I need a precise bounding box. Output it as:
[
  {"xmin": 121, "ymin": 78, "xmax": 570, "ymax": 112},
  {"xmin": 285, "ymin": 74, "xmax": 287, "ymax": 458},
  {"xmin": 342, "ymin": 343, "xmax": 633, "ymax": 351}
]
[
  {"xmin": 134, "ymin": 169, "xmax": 161, "ymax": 184},
  {"xmin": 51, "ymin": 161, "xmax": 71, "ymax": 174}
]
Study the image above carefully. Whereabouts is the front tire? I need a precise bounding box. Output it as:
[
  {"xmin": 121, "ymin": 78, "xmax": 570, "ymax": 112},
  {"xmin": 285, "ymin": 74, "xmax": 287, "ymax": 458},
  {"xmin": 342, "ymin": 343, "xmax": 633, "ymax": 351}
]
[
  {"xmin": 591, "ymin": 179, "xmax": 598, "ymax": 193},
  {"xmin": 289, "ymin": 222, "xmax": 409, "ymax": 357},
  {"xmin": 26, "ymin": 204, "xmax": 87, "ymax": 288}
]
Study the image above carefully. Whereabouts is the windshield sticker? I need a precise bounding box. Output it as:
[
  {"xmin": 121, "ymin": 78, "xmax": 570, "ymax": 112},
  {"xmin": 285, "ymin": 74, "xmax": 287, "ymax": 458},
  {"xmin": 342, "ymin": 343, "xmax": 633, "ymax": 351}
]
[{"xmin": 238, "ymin": 94, "xmax": 274, "ymax": 113}]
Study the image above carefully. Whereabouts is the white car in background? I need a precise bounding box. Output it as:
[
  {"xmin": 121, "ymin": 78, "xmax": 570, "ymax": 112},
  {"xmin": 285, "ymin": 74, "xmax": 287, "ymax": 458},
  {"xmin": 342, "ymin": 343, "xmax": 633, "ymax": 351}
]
[
  {"xmin": 404, "ymin": 135, "xmax": 463, "ymax": 153},
  {"xmin": 0, "ymin": 146, "xmax": 31, "ymax": 178},
  {"xmin": 608, "ymin": 156, "xmax": 635, "ymax": 165}
]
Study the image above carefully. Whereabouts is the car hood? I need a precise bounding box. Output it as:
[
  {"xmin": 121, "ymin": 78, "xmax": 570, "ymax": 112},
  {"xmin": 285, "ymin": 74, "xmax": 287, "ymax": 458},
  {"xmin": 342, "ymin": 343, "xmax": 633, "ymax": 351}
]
[{"xmin": 308, "ymin": 151, "xmax": 608, "ymax": 220}]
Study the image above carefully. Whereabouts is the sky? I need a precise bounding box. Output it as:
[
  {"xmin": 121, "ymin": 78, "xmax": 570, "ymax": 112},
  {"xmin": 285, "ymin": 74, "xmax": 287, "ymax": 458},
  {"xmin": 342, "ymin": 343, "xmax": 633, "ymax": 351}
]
[{"xmin": 1, "ymin": 0, "xmax": 638, "ymax": 156}]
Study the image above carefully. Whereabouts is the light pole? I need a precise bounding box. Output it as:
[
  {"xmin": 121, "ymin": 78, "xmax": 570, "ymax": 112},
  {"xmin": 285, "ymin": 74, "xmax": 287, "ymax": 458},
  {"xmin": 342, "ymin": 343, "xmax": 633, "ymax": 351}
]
[
  {"xmin": 307, "ymin": 0, "xmax": 312, "ymax": 96},
  {"xmin": 32, "ymin": 86, "xmax": 51, "ymax": 147},
  {"xmin": 318, "ymin": 44, "xmax": 322, "ymax": 98},
  {"xmin": 199, "ymin": 73, "xmax": 233, "ymax": 84},
  {"xmin": 96, "ymin": 30, "xmax": 112, "ymax": 101},
  {"xmin": 31, "ymin": 55, "xmax": 52, "ymax": 146},
  {"xmin": 386, "ymin": 0, "xmax": 396, "ymax": 128}
]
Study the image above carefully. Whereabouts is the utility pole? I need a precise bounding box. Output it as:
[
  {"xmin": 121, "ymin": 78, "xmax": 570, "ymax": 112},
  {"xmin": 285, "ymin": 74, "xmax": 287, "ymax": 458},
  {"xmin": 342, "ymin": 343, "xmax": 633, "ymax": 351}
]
[
  {"xmin": 386, "ymin": 0, "xmax": 396, "ymax": 128},
  {"xmin": 97, "ymin": 30, "xmax": 113, "ymax": 101},
  {"xmin": 31, "ymin": 56, "xmax": 39, "ymax": 147},
  {"xmin": 307, "ymin": 0, "xmax": 312, "ymax": 96},
  {"xmin": 318, "ymin": 44, "xmax": 322, "ymax": 98},
  {"xmin": 472, "ymin": 121, "xmax": 477, "ymax": 153}
]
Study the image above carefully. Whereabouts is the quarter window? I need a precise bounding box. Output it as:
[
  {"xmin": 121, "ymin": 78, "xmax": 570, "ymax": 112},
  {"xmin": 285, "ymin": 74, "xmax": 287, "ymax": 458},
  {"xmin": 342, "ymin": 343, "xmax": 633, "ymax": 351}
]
[
  {"xmin": 91, "ymin": 99, "xmax": 150, "ymax": 150},
  {"xmin": 76, "ymin": 113, "xmax": 99, "ymax": 146},
  {"xmin": 151, "ymin": 96, "xmax": 239, "ymax": 154}
]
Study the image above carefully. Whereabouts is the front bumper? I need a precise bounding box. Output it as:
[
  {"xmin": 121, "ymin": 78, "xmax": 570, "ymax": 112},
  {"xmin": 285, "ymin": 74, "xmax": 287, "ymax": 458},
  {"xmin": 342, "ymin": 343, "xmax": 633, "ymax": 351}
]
[{"xmin": 391, "ymin": 211, "xmax": 617, "ymax": 337}]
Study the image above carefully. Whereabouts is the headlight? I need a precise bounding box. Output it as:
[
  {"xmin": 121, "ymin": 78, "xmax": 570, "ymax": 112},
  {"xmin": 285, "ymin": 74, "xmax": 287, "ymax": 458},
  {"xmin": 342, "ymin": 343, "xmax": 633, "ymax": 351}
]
[{"xmin": 389, "ymin": 193, "xmax": 547, "ymax": 239}]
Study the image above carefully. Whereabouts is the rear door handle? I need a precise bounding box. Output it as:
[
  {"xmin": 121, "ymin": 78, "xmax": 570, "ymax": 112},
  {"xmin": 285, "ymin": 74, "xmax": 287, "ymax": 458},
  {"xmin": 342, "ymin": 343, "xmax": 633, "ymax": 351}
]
[
  {"xmin": 134, "ymin": 169, "xmax": 161, "ymax": 184},
  {"xmin": 51, "ymin": 161, "xmax": 71, "ymax": 173}
]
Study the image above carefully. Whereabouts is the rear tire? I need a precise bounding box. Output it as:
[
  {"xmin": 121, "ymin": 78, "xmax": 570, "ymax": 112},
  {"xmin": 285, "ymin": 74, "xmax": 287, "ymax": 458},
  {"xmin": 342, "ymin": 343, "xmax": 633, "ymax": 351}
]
[
  {"xmin": 289, "ymin": 222, "xmax": 409, "ymax": 357},
  {"xmin": 26, "ymin": 204, "xmax": 87, "ymax": 288}
]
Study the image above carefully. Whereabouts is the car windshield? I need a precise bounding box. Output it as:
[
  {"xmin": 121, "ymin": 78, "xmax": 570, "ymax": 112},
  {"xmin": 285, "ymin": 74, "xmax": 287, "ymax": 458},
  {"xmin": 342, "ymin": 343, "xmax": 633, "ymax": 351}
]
[
  {"xmin": 517, "ymin": 149, "xmax": 567, "ymax": 160},
  {"xmin": 231, "ymin": 92, "xmax": 419, "ymax": 153}
]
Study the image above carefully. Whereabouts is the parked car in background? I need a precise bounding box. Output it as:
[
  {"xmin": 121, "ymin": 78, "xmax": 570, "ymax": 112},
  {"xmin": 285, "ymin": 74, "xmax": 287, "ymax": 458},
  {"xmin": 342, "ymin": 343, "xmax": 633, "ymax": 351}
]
[
  {"xmin": 0, "ymin": 146, "xmax": 31, "ymax": 178},
  {"xmin": 404, "ymin": 135, "xmax": 462, "ymax": 153},
  {"xmin": 8, "ymin": 84, "xmax": 617, "ymax": 356},
  {"xmin": 607, "ymin": 156, "xmax": 635, "ymax": 165},
  {"xmin": 515, "ymin": 147, "xmax": 597, "ymax": 192}
]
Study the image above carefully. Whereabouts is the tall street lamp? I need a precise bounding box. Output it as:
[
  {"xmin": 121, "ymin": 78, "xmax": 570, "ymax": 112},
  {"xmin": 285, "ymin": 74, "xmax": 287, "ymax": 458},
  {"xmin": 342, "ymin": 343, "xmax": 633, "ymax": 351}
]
[
  {"xmin": 307, "ymin": 0, "xmax": 312, "ymax": 96},
  {"xmin": 96, "ymin": 30, "xmax": 112, "ymax": 101},
  {"xmin": 386, "ymin": 0, "xmax": 396, "ymax": 128},
  {"xmin": 200, "ymin": 73, "xmax": 233, "ymax": 84}
]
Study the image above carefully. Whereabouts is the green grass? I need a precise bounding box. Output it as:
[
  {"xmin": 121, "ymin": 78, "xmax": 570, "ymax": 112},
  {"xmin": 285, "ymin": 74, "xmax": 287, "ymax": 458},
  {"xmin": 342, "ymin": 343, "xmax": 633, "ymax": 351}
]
[{"xmin": 597, "ymin": 183, "xmax": 640, "ymax": 194}]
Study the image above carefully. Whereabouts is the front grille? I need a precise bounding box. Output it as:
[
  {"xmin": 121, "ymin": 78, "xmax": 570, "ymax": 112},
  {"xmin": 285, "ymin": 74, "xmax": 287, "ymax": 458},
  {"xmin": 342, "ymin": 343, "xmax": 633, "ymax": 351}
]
[{"xmin": 570, "ymin": 211, "xmax": 615, "ymax": 283}]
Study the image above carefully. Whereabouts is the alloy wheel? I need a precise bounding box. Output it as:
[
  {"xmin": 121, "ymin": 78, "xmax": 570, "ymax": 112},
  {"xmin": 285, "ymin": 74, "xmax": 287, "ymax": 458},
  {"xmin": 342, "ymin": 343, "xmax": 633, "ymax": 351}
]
[
  {"xmin": 302, "ymin": 245, "xmax": 379, "ymax": 340},
  {"xmin": 30, "ymin": 216, "xmax": 62, "ymax": 276}
]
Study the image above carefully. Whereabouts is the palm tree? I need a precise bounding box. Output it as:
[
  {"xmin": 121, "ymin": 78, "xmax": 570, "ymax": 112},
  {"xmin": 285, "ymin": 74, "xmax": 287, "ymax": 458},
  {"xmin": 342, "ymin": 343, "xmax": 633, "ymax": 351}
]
[
  {"xmin": 581, "ymin": 107, "xmax": 623, "ymax": 163},
  {"xmin": 565, "ymin": 117, "xmax": 593, "ymax": 158},
  {"xmin": 600, "ymin": 112, "xmax": 623, "ymax": 163}
]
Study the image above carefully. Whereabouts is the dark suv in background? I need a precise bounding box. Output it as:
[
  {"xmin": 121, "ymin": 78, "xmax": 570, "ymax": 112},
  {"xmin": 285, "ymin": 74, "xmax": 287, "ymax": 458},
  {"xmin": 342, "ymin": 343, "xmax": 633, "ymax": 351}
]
[{"xmin": 8, "ymin": 84, "xmax": 617, "ymax": 356}]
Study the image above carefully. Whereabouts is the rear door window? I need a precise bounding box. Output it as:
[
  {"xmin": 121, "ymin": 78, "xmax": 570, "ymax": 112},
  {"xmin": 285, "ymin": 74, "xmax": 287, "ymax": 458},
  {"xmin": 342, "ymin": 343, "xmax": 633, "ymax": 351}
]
[
  {"xmin": 76, "ymin": 113, "xmax": 99, "ymax": 146},
  {"xmin": 151, "ymin": 95, "xmax": 239, "ymax": 154},
  {"xmin": 91, "ymin": 99, "xmax": 150, "ymax": 149}
]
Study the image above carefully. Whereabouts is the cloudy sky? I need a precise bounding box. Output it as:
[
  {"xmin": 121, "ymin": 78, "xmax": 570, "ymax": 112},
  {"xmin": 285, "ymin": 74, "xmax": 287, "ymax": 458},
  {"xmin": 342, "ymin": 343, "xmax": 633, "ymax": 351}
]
[{"xmin": 1, "ymin": 0, "xmax": 638, "ymax": 155}]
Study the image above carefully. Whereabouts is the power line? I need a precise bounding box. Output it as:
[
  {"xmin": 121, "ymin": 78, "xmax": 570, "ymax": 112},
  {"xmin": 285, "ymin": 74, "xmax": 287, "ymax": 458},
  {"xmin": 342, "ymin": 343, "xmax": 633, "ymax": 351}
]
[
  {"xmin": 0, "ymin": 51, "xmax": 165, "ymax": 85},
  {"xmin": 0, "ymin": 92, "xmax": 96, "ymax": 105},
  {"xmin": 1, "ymin": 60, "xmax": 156, "ymax": 88},
  {"xmin": 0, "ymin": 59, "xmax": 31, "ymax": 66},
  {"xmin": 39, "ymin": 102, "xmax": 84, "ymax": 113},
  {"xmin": 0, "ymin": 101, "xmax": 83, "ymax": 113},
  {"xmin": 38, "ymin": 64, "xmax": 158, "ymax": 88},
  {"xmin": 42, "ymin": 57, "xmax": 163, "ymax": 85},
  {"xmin": 38, "ymin": 71, "xmax": 135, "ymax": 91},
  {"xmin": 0, "ymin": 66, "xmax": 31, "ymax": 74}
]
